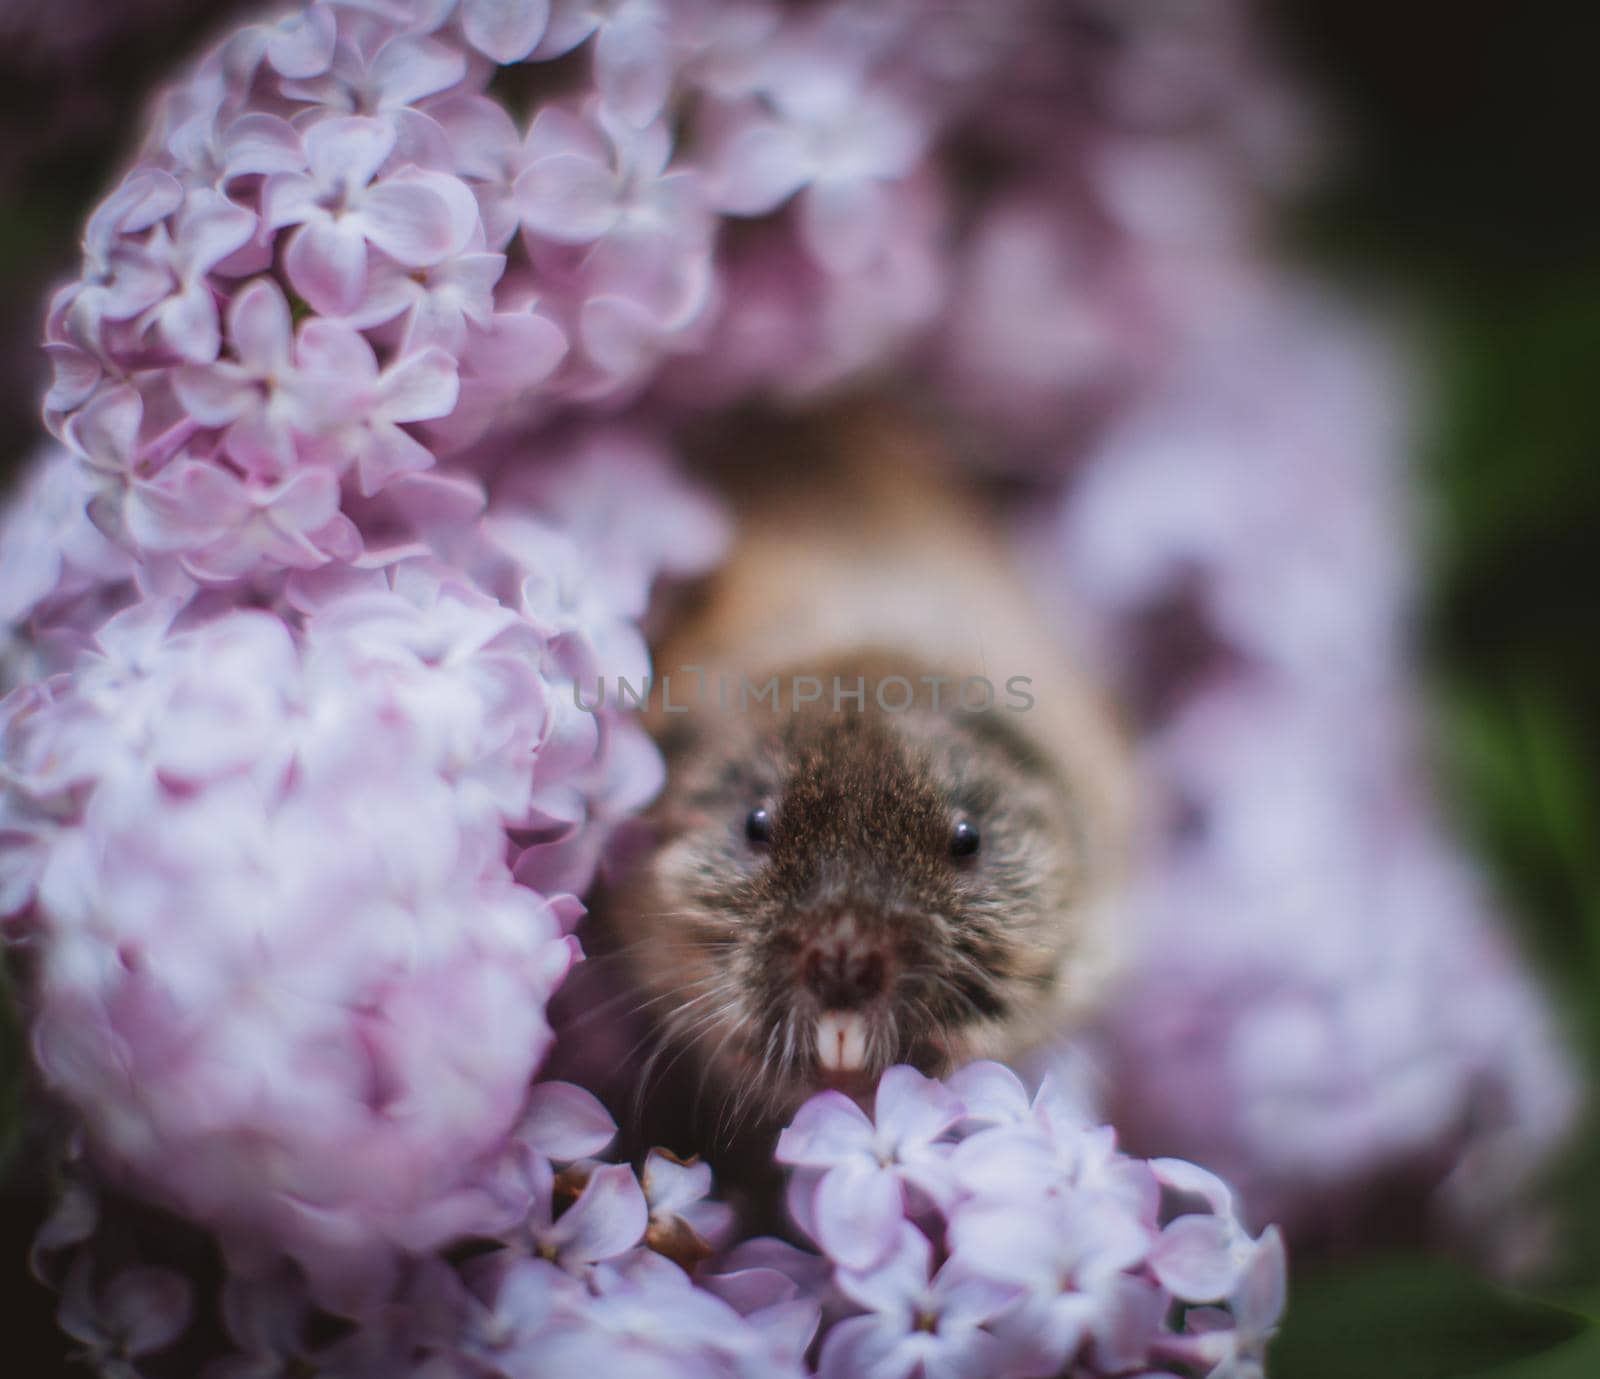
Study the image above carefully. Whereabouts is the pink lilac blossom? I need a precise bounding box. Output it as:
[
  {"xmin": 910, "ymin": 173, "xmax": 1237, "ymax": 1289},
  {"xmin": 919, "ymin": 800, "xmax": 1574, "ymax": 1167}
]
[
  {"xmin": 4, "ymin": 419, "xmax": 724, "ymax": 1316},
  {"xmin": 35, "ymin": 1064, "xmax": 1281, "ymax": 1378},
  {"xmin": 0, "ymin": 444, "xmax": 135, "ymax": 688},
  {"xmin": 938, "ymin": 190, "xmax": 1145, "ymax": 455},
  {"xmin": 2, "ymin": 595, "xmax": 580, "ymax": 1309},
  {"xmin": 781, "ymin": 1062, "xmax": 1286, "ymax": 1379},
  {"xmin": 37, "ymin": 1081, "xmax": 821, "ymax": 1379},
  {"xmin": 1050, "ymin": 279, "xmax": 1419, "ymax": 693},
  {"xmin": 514, "ymin": 99, "xmax": 718, "ymax": 392},
  {"xmin": 642, "ymin": 1147, "xmax": 737, "ymax": 1255},
  {"xmin": 702, "ymin": 26, "xmax": 929, "ymax": 273},
  {"xmin": 56, "ymin": 1259, "xmax": 194, "ymax": 1379},
  {"xmin": 1038, "ymin": 279, "xmax": 1580, "ymax": 1256},
  {"xmin": 38, "ymin": 0, "xmax": 1136, "ymax": 550},
  {"xmin": 0, "ymin": 0, "xmax": 1579, "ymax": 1371},
  {"xmin": 1085, "ymin": 680, "xmax": 1579, "ymax": 1264},
  {"xmin": 262, "ymin": 115, "xmax": 470, "ymax": 315},
  {"xmin": 42, "ymin": 0, "xmax": 1014, "ymax": 580}
]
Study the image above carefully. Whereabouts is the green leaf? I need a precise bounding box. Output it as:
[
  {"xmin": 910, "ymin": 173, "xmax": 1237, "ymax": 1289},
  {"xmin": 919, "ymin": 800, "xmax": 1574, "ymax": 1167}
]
[
  {"xmin": 1466, "ymin": 1326, "xmax": 1600, "ymax": 1379},
  {"xmin": 1271, "ymin": 1257, "xmax": 1589, "ymax": 1379}
]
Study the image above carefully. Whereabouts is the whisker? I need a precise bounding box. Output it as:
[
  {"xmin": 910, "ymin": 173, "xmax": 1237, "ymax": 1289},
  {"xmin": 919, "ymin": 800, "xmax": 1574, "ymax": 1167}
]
[
  {"xmin": 628, "ymin": 1025, "xmax": 673, "ymax": 1133},
  {"xmin": 707, "ymin": 1018, "xmax": 755, "ymax": 1149},
  {"xmin": 626, "ymin": 982, "xmax": 743, "ymax": 1129}
]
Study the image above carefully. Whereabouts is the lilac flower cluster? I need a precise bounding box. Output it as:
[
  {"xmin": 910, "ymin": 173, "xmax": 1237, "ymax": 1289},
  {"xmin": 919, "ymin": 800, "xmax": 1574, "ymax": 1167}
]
[
  {"xmin": 1042, "ymin": 278, "xmax": 1580, "ymax": 1259},
  {"xmin": 0, "ymin": 0, "xmax": 1579, "ymax": 1370},
  {"xmin": 2, "ymin": 417, "xmax": 724, "ymax": 1312},
  {"xmin": 2, "ymin": 579, "xmax": 556, "ymax": 1306},
  {"xmin": 37, "ymin": 1065, "xmax": 1283, "ymax": 1379},
  {"xmin": 4, "ymin": 0, "xmax": 1046, "ymax": 1352},
  {"xmin": 39, "ymin": 0, "xmax": 1045, "ymax": 582},
  {"xmin": 36, "ymin": 1081, "xmax": 817, "ymax": 1379},
  {"xmin": 8, "ymin": 1, "xmax": 1283, "ymax": 1307},
  {"xmin": 777, "ymin": 1062, "xmax": 1285, "ymax": 1379}
]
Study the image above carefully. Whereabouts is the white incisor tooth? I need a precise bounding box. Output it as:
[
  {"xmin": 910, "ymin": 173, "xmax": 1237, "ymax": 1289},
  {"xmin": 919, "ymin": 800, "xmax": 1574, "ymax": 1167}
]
[{"xmin": 816, "ymin": 1010, "xmax": 868, "ymax": 1072}]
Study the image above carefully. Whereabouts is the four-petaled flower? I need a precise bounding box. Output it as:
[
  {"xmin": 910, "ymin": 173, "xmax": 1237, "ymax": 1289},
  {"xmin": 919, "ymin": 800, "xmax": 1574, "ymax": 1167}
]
[
  {"xmin": 57, "ymin": 1261, "xmax": 193, "ymax": 1377},
  {"xmin": 281, "ymin": 31, "xmax": 468, "ymax": 120},
  {"xmin": 539, "ymin": 0, "xmax": 676, "ymax": 127},
  {"xmin": 708, "ymin": 46, "xmax": 927, "ymax": 272},
  {"xmin": 641, "ymin": 1148, "xmax": 735, "ymax": 1264},
  {"xmin": 777, "ymin": 1064, "xmax": 964, "ymax": 1268},
  {"xmin": 523, "ymin": 1158, "xmax": 649, "ymax": 1273},
  {"xmin": 264, "ymin": 116, "xmax": 470, "ymax": 315},
  {"xmin": 174, "ymin": 279, "xmax": 324, "ymax": 479},
  {"xmin": 515, "ymin": 99, "xmax": 713, "ymax": 368},
  {"xmin": 820, "ymin": 1223, "xmax": 1022, "ymax": 1379}
]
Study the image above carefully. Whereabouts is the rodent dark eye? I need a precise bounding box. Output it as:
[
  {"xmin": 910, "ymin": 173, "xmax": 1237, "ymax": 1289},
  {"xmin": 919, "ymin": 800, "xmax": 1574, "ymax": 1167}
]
[
  {"xmin": 744, "ymin": 806, "xmax": 773, "ymax": 846},
  {"xmin": 950, "ymin": 819, "xmax": 980, "ymax": 859}
]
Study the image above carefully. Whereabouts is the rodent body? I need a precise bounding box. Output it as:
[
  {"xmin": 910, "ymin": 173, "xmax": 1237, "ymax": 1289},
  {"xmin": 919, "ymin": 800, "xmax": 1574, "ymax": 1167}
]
[{"xmin": 607, "ymin": 401, "xmax": 1132, "ymax": 1136}]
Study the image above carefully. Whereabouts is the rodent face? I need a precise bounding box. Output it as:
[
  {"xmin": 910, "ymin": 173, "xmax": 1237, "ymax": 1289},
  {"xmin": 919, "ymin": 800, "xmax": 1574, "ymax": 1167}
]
[{"xmin": 619, "ymin": 665, "xmax": 1092, "ymax": 1123}]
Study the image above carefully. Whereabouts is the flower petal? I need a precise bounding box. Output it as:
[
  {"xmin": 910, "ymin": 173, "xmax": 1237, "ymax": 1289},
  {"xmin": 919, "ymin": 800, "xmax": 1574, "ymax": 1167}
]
[
  {"xmin": 379, "ymin": 347, "xmax": 460, "ymax": 424},
  {"xmin": 264, "ymin": 6, "xmax": 337, "ymax": 79},
  {"xmin": 642, "ymin": 1148, "xmax": 714, "ymax": 1217},
  {"xmin": 285, "ymin": 218, "xmax": 368, "ymax": 316},
  {"xmin": 371, "ymin": 36, "xmax": 470, "ymax": 109},
  {"xmin": 304, "ymin": 115, "xmax": 396, "ymax": 191},
  {"xmin": 103, "ymin": 1268, "xmax": 194, "ymax": 1357},
  {"xmin": 229, "ymin": 277, "xmax": 295, "ymax": 375},
  {"xmin": 800, "ymin": 177, "xmax": 892, "ymax": 275},
  {"xmin": 1150, "ymin": 1159, "xmax": 1238, "ymax": 1219},
  {"xmin": 813, "ymin": 1164, "xmax": 903, "ymax": 1271},
  {"xmin": 225, "ymin": 406, "xmax": 300, "ymax": 479},
  {"xmin": 432, "ymin": 93, "xmax": 522, "ymax": 183},
  {"xmin": 520, "ymin": 1082, "xmax": 617, "ymax": 1161},
  {"xmin": 175, "ymin": 192, "xmax": 258, "ymax": 275},
  {"xmin": 817, "ymin": 1313, "xmax": 904, "ymax": 1379},
  {"xmin": 260, "ymin": 172, "xmax": 320, "ymax": 231},
  {"xmin": 65, "ymin": 385, "xmax": 142, "ymax": 473},
  {"xmin": 354, "ymin": 422, "xmax": 437, "ymax": 495},
  {"xmin": 464, "ymin": 307, "xmax": 568, "ymax": 389},
  {"xmin": 578, "ymin": 293, "xmax": 660, "ymax": 381},
  {"xmin": 44, "ymin": 343, "xmax": 103, "ymax": 415},
  {"xmin": 1149, "ymin": 1215, "xmax": 1241, "ymax": 1303},
  {"xmin": 537, "ymin": 0, "xmax": 604, "ymax": 58},
  {"xmin": 594, "ymin": 10, "xmax": 673, "ymax": 128},
  {"xmin": 358, "ymin": 178, "xmax": 461, "ymax": 267},
  {"xmin": 154, "ymin": 281, "xmax": 223, "ymax": 363},
  {"xmin": 1232, "ymin": 1227, "xmax": 1287, "ymax": 1336},
  {"xmin": 551, "ymin": 1163, "xmax": 648, "ymax": 1267},
  {"xmin": 223, "ymin": 114, "xmax": 307, "ymax": 179},
  {"xmin": 708, "ymin": 117, "xmax": 810, "ymax": 216},
  {"xmin": 775, "ymin": 1089, "xmax": 876, "ymax": 1168},
  {"xmin": 265, "ymin": 467, "xmax": 342, "ymax": 532},
  {"xmin": 945, "ymin": 1061, "xmax": 1032, "ymax": 1127},
  {"xmin": 834, "ymin": 1218, "xmax": 929, "ymax": 1315},
  {"xmin": 875, "ymin": 1064, "xmax": 965, "ymax": 1153},
  {"xmin": 462, "ymin": 0, "xmax": 553, "ymax": 64},
  {"xmin": 515, "ymin": 154, "xmax": 618, "ymax": 243},
  {"xmin": 123, "ymin": 460, "xmax": 241, "ymax": 552},
  {"xmin": 293, "ymin": 319, "xmax": 380, "ymax": 393}
]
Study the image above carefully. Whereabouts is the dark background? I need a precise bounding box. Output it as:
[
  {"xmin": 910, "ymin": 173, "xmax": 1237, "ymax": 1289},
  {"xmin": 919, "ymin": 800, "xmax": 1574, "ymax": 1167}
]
[
  {"xmin": 1268, "ymin": 2, "xmax": 1600, "ymax": 1368},
  {"xmin": 1, "ymin": 1, "xmax": 1597, "ymax": 1374}
]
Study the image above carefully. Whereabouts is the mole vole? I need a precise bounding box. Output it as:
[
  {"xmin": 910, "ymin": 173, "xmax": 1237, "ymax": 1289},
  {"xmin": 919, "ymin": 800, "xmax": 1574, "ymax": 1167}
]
[{"xmin": 606, "ymin": 400, "xmax": 1133, "ymax": 1137}]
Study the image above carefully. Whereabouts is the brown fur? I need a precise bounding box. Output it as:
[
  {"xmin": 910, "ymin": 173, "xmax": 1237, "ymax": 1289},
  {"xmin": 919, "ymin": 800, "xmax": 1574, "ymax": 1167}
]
[{"xmin": 603, "ymin": 400, "xmax": 1133, "ymax": 1140}]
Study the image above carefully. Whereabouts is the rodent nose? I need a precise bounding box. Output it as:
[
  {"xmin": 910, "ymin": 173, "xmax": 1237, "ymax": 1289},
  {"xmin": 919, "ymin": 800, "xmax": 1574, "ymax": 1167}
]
[{"xmin": 799, "ymin": 930, "xmax": 888, "ymax": 1008}]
